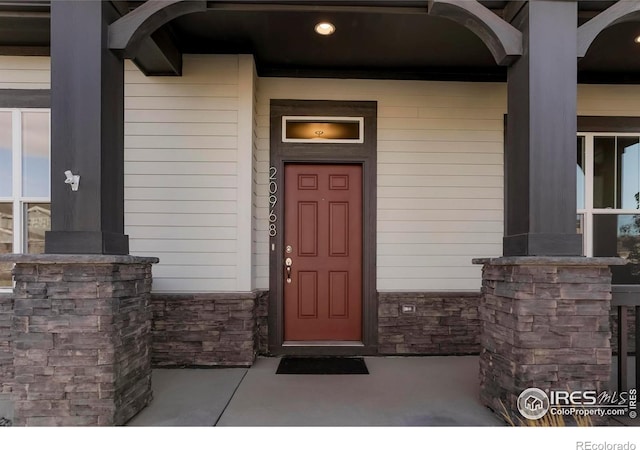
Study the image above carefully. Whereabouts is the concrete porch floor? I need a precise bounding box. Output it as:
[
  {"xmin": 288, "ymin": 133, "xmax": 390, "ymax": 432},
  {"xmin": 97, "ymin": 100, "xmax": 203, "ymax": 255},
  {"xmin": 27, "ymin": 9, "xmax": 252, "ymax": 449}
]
[
  {"xmin": 127, "ymin": 356, "xmax": 505, "ymax": 427},
  {"xmin": 1, "ymin": 355, "xmax": 636, "ymax": 427}
]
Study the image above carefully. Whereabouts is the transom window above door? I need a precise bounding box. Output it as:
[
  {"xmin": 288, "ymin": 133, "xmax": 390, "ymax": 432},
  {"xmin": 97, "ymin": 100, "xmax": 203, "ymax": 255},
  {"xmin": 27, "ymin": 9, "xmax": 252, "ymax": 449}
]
[{"xmin": 282, "ymin": 116, "xmax": 364, "ymax": 143}]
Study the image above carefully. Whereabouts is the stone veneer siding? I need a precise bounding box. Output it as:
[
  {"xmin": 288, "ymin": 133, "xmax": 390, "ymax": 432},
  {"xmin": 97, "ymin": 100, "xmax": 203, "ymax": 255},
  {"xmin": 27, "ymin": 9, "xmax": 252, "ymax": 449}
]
[
  {"xmin": 378, "ymin": 292, "xmax": 481, "ymax": 355},
  {"xmin": 6, "ymin": 255, "xmax": 157, "ymax": 426},
  {"xmin": 151, "ymin": 292, "xmax": 264, "ymax": 366},
  {"xmin": 255, "ymin": 291, "xmax": 269, "ymax": 355},
  {"xmin": 152, "ymin": 290, "xmax": 483, "ymax": 358},
  {"xmin": 0, "ymin": 293, "xmax": 13, "ymax": 395},
  {"xmin": 475, "ymin": 257, "xmax": 623, "ymax": 425}
]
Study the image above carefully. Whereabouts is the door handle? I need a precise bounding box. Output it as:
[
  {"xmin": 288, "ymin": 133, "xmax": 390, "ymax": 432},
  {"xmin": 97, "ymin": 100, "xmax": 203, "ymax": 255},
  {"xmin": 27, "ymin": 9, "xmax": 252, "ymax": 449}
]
[{"xmin": 285, "ymin": 257, "xmax": 292, "ymax": 284}]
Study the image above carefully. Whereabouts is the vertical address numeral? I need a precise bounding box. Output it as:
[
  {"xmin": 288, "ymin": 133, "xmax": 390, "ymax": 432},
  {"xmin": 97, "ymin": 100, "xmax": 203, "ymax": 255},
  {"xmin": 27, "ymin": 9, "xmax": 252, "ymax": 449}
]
[{"xmin": 269, "ymin": 166, "xmax": 277, "ymax": 237}]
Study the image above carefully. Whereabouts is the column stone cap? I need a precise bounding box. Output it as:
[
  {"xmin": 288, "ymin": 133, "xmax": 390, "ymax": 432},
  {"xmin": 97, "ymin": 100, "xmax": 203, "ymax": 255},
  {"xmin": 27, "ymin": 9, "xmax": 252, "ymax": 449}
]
[
  {"xmin": 472, "ymin": 256, "xmax": 627, "ymax": 266},
  {"xmin": 0, "ymin": 254, "xmax": 159, "ymax": 264}
]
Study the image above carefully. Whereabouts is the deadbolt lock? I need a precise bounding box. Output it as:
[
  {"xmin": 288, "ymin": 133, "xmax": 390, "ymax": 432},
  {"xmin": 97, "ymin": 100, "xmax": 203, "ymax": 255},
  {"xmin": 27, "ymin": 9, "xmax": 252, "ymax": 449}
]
[{"xmin": 285, "ymin": 257, "xmax": 292, "ymax": 284}]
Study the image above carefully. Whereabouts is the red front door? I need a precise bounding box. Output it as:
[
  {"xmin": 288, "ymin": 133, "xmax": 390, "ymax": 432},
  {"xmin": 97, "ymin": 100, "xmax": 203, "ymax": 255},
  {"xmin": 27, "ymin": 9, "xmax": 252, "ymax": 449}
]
[{"xmin": 283, "ymin": 164, "xmax": 363, "ymax": 341}]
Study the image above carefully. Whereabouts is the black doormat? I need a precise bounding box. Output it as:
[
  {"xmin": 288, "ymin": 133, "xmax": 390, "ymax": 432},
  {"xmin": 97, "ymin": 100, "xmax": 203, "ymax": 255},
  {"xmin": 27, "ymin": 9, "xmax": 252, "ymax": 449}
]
[{"xmin": 276, "ymin": 357, "xmax": 369, "ymax": 375}]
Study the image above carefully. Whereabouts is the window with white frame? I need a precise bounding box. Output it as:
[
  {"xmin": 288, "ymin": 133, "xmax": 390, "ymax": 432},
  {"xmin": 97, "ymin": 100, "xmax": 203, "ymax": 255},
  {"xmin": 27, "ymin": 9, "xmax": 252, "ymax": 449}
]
[
  {"xmin": 577, "ymin": 133, "xmax": 640, "ymax": 284},
  {"xmin": 0, "ymin": 108, "xmax": 50, "ymax": 288}
]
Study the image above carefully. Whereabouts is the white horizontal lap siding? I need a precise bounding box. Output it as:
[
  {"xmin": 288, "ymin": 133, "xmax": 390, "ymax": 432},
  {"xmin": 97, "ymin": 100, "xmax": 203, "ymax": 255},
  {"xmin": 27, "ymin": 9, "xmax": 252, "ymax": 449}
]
[
  {"xmin": 368, "ymin": 83, "xmax": 505, "ymax": 292},
  {"xmin": 0, "ymin": 56, "xmax": 50, "ymax": 89},
  {"xmin": 578, "ymin": 85, "xmax": 640, "ymax": 116},
  {"xmin": 256, "ymin": 78, "xmax": 506, "ymax": 292},
  {"xmin": 124, "ymin": 55, "xmax": 241, "ymax": 293}
]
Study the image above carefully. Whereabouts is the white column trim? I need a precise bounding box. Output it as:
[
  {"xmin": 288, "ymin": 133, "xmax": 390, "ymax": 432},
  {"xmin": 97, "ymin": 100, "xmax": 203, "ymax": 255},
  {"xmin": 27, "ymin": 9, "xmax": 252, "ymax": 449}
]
[
  {"xmin": 584, "ymin": 132, "xmax": 594, "ymax": 257},
  {"xmin": 236, "ymin": 55, "xmax": 256, "ymax": 292},
  {"xmin": 12, "ymin": 110, "xmax": 22, "ymax": 253}
]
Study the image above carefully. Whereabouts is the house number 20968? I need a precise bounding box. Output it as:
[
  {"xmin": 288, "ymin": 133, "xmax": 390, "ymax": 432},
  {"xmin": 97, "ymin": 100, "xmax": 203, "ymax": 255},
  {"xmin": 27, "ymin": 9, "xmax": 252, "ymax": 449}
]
[{"xmin": 268, "ymin": 166, "xmax": 278, "ymax": 237}]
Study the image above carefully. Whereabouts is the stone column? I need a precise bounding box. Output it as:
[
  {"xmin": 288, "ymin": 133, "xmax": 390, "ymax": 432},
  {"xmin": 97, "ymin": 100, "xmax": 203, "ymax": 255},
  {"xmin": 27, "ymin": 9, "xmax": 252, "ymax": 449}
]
[
  {"xmin": 0, "ymin": 292, "xmax": 14, "ymax": 423},
  {"xmin": 474, "ymin": 257, "xmax": 625, "ymax": 424},
  {"xmin": 0, "ymin": 293, "xmax": 13, "ymax": 394},
  {"xmin": 3, "ymin": 254, "xmax": 157, "ymax": 426}
]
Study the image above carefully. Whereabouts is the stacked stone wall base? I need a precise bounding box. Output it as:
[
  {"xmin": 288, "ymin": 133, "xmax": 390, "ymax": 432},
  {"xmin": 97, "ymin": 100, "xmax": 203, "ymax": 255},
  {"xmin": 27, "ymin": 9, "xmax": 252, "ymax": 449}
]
[
  {"xmin": 6, "ymin": 255, "xmax": 157, "ymax": 426},
  {"xmin": 475, "ymin": 257, "xmax": 623, "ymax": 426}
]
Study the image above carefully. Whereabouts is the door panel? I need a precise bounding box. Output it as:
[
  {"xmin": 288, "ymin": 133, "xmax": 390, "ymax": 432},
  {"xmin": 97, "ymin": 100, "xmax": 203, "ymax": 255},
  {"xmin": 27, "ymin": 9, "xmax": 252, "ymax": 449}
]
[{"xmin": 284, "ymin": 164, "xmax": 363, "ymax": 341}]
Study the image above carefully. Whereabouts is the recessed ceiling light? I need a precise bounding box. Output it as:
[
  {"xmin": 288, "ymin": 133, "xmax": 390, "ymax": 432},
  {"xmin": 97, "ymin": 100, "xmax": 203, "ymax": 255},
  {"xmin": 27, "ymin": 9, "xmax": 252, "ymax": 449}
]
[
  {"xmin": 315, "ymin": 22, "xmax": 335, "ymax": 36},
  {"xmin": 635, "ymin": 35, "xmax": 640, "ymax": 44}
]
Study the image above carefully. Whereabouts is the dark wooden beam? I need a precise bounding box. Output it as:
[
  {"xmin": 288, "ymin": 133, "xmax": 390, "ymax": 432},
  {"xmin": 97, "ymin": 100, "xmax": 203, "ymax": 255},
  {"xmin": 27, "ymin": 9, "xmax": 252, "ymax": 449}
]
[
  {"xmin": 110, "ymin": 1, "xmax": 132, "ymax": 17},
  {"xmin": 503, "ymin": 0, "xmax": 581, "ymax": 256},
  {"xmin": 207, "ymin": 2, "xmax": 429, "ymax": 14},
  {"xmin": 110, "ymin": 0, "xmax": 182, "ymax": 75},
  {"xmin": 578, "ymin": 0, "xmax": 640, "ymax": 58},
  {"xmin": 0, "ymin": 88, "xmax": 49, "ymax": 108},
  {"xmin": 45, "ymin": 1, "xmax": 128, "ymax": 255},
  {"xmin": 259, "ymin": 65, "xmax": 507, "ymax": 82},
  {"xmin": 502, "ymin": 1, "xmax": 525, "ymax": 23},
  {"xmin": 427, "ymin": 0, "xmax": 522, "ymax": 66},
  {"xmin": 578, "ymin": 116, "xmax": 640, "ymax": 133},
  {"xmin": 132, "ymin": 26, "xmax": 183, "ymax": 76},
  {"xmin": 108, "ymin": 0, "xmax": 205, "ymax": 59},
  {"xmin": 0, "ymin": 45, "xmax": 49, "ymax": 56}
]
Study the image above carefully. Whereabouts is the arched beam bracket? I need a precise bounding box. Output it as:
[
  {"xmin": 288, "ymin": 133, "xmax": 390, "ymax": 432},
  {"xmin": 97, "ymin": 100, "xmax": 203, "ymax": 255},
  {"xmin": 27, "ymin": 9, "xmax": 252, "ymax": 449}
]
[
  {"xmin": 427, "ymin": 0, "xmax": 522, "ymax": 66},
  {"xmin": 578, "ymin": 0, "xmax": 640, "ymax": 58},
  {"xmin": 109, "ymin": 0, "xmax": 206, "ymax": 58}
]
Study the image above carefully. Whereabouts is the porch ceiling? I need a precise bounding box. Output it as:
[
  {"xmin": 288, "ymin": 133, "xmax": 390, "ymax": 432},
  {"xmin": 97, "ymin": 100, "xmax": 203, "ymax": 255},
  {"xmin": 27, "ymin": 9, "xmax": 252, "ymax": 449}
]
[{"xmin": 0, "ymin": 0, "xmax": 638, "ymax": 82}]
